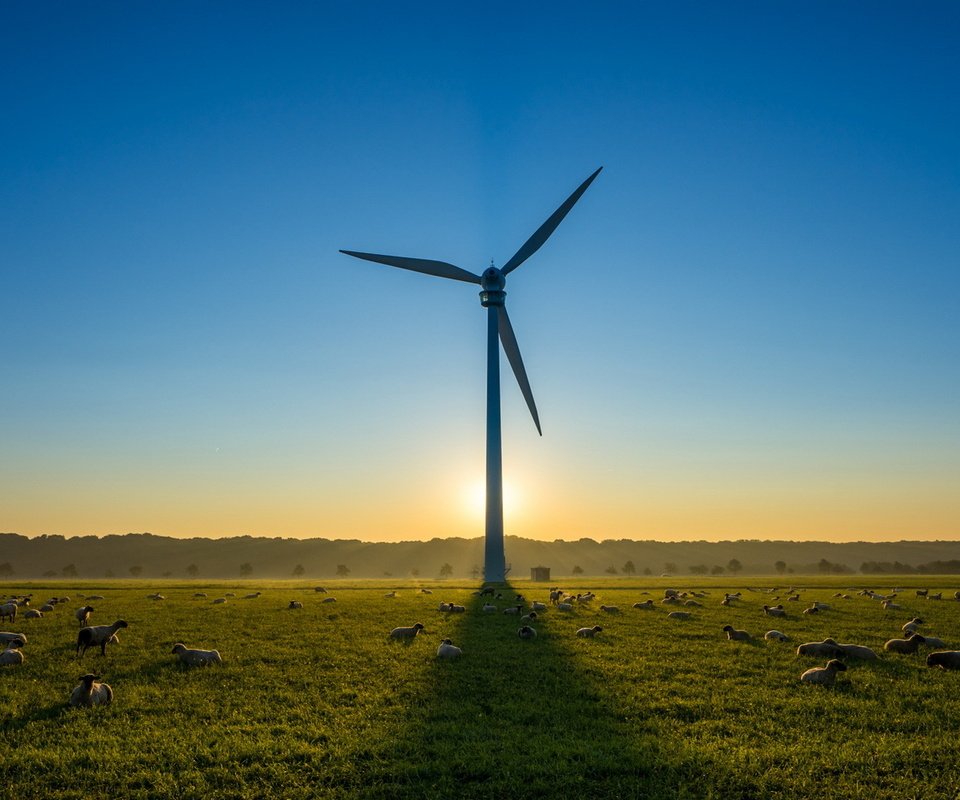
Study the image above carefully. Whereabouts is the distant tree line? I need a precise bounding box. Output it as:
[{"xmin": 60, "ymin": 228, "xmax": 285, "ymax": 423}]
[{"xmin": 861, "ymin": 560, "xmax": 960, "ymax": 575}]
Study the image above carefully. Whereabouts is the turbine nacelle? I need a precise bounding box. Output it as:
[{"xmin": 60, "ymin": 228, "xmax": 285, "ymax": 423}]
[{"xmin": 480, "ymin": 266, "xmax": 506, "ymax": 307}]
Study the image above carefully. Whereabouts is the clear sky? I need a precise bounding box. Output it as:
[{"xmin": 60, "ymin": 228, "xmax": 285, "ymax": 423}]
[{"xmin": 2, "ymin": 3, "xmax": 958, "ymax": 543}]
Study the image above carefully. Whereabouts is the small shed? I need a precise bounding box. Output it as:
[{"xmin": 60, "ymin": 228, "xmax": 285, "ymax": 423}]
[{"xmin": 530, "ymin": 566, "xmax": 551, "ymax": 582}]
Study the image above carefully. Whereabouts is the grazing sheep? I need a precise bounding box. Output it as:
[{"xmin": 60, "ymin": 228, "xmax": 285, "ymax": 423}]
[
  {"xmin": 520, "ymin": 612, "xmax": 538, "ymax": 624},
  {"xmin": 577, "ymin": 626, "xmax": 603, "ymax": 638},
  {"xmin": 242, "ymin": 592, "xmax": 261, "ymax": 600},
  {"xmin": 436, "ymin": 638, "xmax": 462, "ymax": 659},
  {"xmin": 836, "ymin": 643, "xmax": 879, "ymax": 660},
  {"xmin": 288, "ymin": 601, "xmax": 303, "ymax": 609},
  {"xmin": 531, "ymin": 602, "xmax": 547, "ymax": 612},
  {"xmin": 916, "ymin": 589, "xmax": 928, "ymax": 597},
  {"xmin": 0, "ymin": 602, "xmax": 19, "ymax": 624},
  {"xmin": 518, "ymin": 625, "xmax": 537, "ymax": 640},
  {"xmin": 663, "ymin": 589, "xmax": 680, "ymax": 599},
  {"xmin": 75, "ymin": 606, "xmax": 94, "ymax": 627},
  {"xmin": 419, "ymin": 588, "xmax": 432, "ymax": 595},
  {"xmin": 812, "ymin": 602, "xmax": 831, "ymax": 611},
  {"xmin": 383, "ymin": 591, "xmax": 397, "ymax": 598},
  {"xmin": 0, "ymin": 632, "xmax": 26, "ymax": 648},
  {"xmin": 557, "ymin": 602, "xmax": 574, "ymax": 611},
  {"xmin": 884, "ymin": 633, "xmax": 926, "ymax": 654},
  {"xmin": 684, "ymin": 599, "xmax": 702, "ymax": 607},
  {"xmin": 0, "ymin": 648, "xmax": 24, "ymax": 666},
  {"xmin": 76, "ymin": 620, "xmax": 128, "ymax": 658},
  {"xmin": 927, "ymin": 651, "xmax": 960, "ymax": 670},
  {"xmin": 763, "ymin": 605, "xmax": 786, "ymax": 617},
  {"xmin": 668, "ymin": 611, "xmax": 691, "ymax": 620},
  {"xmin": 193, "ymin": 593, "xmax": 208, "ymax": 598},
  {"xmin": 796, "ymin": 638, "xmax": 845, "ymax": 658},
  {"xmin": 802, "ymin": 605, "xmax": 819, "ymax": 615},
  {"xmin": 482, "ymin": 603, "xmax": 497, "ymax": 613},
  {"xmin": 800, "ymin": 659, "xmax": 847, "ymax": 686},
  {"xmin": 448, "ymin": 603, "xmax": 465, "ymax": 613},
  {"xmin": 321, "ymin": 597, "xmax": 337, "ymax": 603},
  {"xmin": 599, "ymin": 605, "xmax": 620, "ymax": 613},
  {"xmin": 928, "ymin": 592, "xmax": 943, "ymax": 601},
  {"xmin": 85, "ymin": 595, "xmax": 105, "ymax": 601},
  {"xmin": 23, "ymin": 609, "xmax": 42, "ymax": 619},
  {"xmin": 212, "ymin": 598, "xmax": 226, "ymax": 604},
  {"xmin": 902, "ymin": 617, "xmax": 925, "ymax": 634},
  {"xmin": 69, "ymin": 674, "xmax": 113, "ymax": 707},
  {"xmin": 764, "ymin": 630, "xmax": 790, "ymax": 642},
  {"xmin": 919, "ymin": 635, "xmax": 947, "ymax": 649},
  {"xmin": 881, "ymin": 600, "xmax": 903, "ymax": 611},
  {"xmin": 633, "ymin": 600, "xmax": 655, "ymax": 610},
  {"xmin": 314, "ymin": 587, "xmax": 327, "ymax": 593},
  {"xmin": 146, "ymin": 593, "xmax": 165, "ymax": 601},
  {"xmin": 503, "ymin": 605, "xmax": 523, "ymax": 615},
  {"xmin": 39, "ymin": 604, "xmax": 55, "ymax": 613},
  {"xmin": 171, "ymin": 643, "xmax": 222, "ymax": 666},
  {"xmin": 722, "ymin": 625, "xmax": 752, "ymax": 642},
  {"xmin": 225, "ymin": 593, "xmax": 236, "ymax": 598},
  {"xmin": 480, "ymin": 587, "xmax": 496, "ymax": 597},
  {"xmin": 389, "ymin": 622, "xmax": 425, "ymax": 640},
  {"xmin": 662, "ymin": 596, "xmax": 682, "ymax": 606}
]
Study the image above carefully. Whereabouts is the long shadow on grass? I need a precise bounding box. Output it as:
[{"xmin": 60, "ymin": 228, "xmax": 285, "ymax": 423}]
[{"xmin": 352, "ymin": 584, "xmax": 715, "ymax": 800}]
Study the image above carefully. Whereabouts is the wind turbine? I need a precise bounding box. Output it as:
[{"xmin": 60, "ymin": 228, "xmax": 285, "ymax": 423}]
[{"xmin": 341, "ymin": 167, "xmax": 602, "ymax": 583}]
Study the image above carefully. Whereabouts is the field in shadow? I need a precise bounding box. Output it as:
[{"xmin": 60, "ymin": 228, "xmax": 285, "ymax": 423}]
[{"xmin": 356, "ymin": 584, "xmax": 714, "ymax": 799}]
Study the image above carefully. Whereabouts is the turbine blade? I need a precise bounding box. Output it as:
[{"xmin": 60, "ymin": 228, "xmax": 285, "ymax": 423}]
[
  {"xmin": 339, "ymin": 250, "xmax": 481, "ymax": 284},
  {"xmin": 501, "ymin": 166, "xmax": 603, "ymax": 276},
  {"xmin": 497, "ymin": 305, "xmax": 542, "ymax": 436}
]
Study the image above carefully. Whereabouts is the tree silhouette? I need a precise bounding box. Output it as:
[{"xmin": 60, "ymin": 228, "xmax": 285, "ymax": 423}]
[
  {"xmin": 664, "ymin": 563, "xmax": 678, "ymax": 575},
  {"xmin": 439, "ymin": 563, "xmax": 453, "ymax": 578},
  {"xmin": 186, "ymin": 564, "xmax": 200, "ymax": 577},
  {"xmin": 0, "ymin": 562, "xmax": 13, "ymax": 577},
  {"xmin": 643, "ymin": 567, "xmax": 652, "ymax": 576},
  {"xmin": 43, "ymin": 569, "xmax": 57, "ymax": 577},
  {"xmin": 622, "ymin": 560, "xmax": 637, "ymax": 576},
  {"xmin": 605, "ymin": 565, "xmax": 618, "ymax": 575},
  {"xmin": 774, "ymin": 560, "xmax": 787, "ymax": 575},
  {"xmin": 129, "ymin": 565, "xmax": 143, "ymax": 577},
  {"xmin": 292, "ymin": 564, "xmax": 305, "ymax": 577},
  {"xmin": 61, "ymin": 563, "xmax": 78, "ymax": 578},
  {"xmin": 336, "ymin": 564, "xmax": 350, "ymax": 577},
  {"xmin": 410, "ymin": 568, "xmax": 420, "ymax": 578},
  {"xmin": 469, "ymin": 565, "xmax": 480, "ymax": 580},
  {"xmin": 688, "ymin": 564, "xmax": 708, "ymax": 575},
  {"xmin": 711, "ymin": 565, "xmax": 725, "ymax": 575},
  {"xmin": 572, "ymin": 565, "xmax": 584, "ymax": 576},
  {"xmin": 727, "ymin": 558, "xmax": 743, "ymax": 576},
  {"xmin": 239, "ymin": 562, "xmax": 253, "ymax": 577}
]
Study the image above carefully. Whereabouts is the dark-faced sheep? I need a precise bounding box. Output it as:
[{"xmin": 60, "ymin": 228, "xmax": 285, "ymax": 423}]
[
  {"xmin": 389, "ymin": 623, "xmax": 425, "ymax": 640},
  {"xmin": 927, "ymin": 651, "xmax": 960, "ymax": 670},
  {"xmin": 77, "ymin": 620, "xmax": 128, "ymax": 658},
  {"xmin": 722, "ymin": 625, "xmax": 751, "ymax": 642},
  {"xmin": 69, "ymin": 673, "xmax": 113, "ymax": 707},
  {"xmin": 577, "ymin": 626, "xmax": 602, "ymax": 638},
  {"xmin": 884, "ymin": 633, "xmax": 926, "ymax": 654}
]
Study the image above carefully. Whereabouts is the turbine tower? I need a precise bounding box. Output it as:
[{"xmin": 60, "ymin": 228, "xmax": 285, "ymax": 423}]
[{"xmin": 341, "ymin": 167, "xmax": 601, "ymax": 582}]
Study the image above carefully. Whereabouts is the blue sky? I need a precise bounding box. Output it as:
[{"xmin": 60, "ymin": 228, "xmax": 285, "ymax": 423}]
[{"xmin": 2, "ymin": 2, "xmax": 958, "ymax": 541}]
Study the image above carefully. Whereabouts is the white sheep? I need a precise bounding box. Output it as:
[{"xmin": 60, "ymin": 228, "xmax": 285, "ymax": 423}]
[
  {"xmin": 800, "ymin": 659, "xmax": 847, "ymax": 686},
  {"xmin": 836, "ymin": 643, "xmax": 879, "ymax": 660},
  {"xmin": 171, "ymin": 643, "xmax": 223, "ymax": 666},
  {"xmin": 668, "ymin": 611, "xmax": 691, "ymax": 620},
  {"xmin": 0, "ymin": 603, "xmax": 18, "ymax": 624},
  {"xmin": 796, "ymin": 638, "xmax": 844, "ymax": 658},
  {"xmin": 633, "ymin": 600, "xmax": 655, "ymax": 610},
  {"xmin": 0, "ymin": 632, "xmax": 26, "ymax": 648},
  {"xmin": 599, "ymin": 605, "xmax": 620, "ymax": 613},
  {"xmin": 321, "ymin": 597, "xmax": 337, "ymax": 604},
  {"xmin": 556, "ymin": 602, "xmax": 574, "ymax": 611},
  {"xmin": 76, "ymin": 620, "xmax": 128, "ymax": 658},
  {"xmin": 212, "ymin": 598, "xmax": 227, "ymax": 604},
  {"xmin": 927, "ymin": 651, "xmax": 960, "ymax": 670},
  {"xmin": 764, "ymin": 630, "xmax": 790, "ymax": 642},
  {"xmin": 503, "ymin": 605, "xmax": 523, "ymax": 615},
  {"xmin": 884, "ymin": 633, "xmax": 926, "ymax": 654},
  {"xmin": 193, "ymin": 593, "xmax": 208, "ymax": 598},
  {"xmin": 722, "ymin": 625, "xmax": 752, "ymax": 642},
  {"xmin": 576, "ymin": 626, "xmax": 602, "ymax": 638},
  {"xmin": 0, "ymin": 648, "xmax": 24, "ymax": 666},
  {"xmin": 881, "ymin": 600, "xmax": 904, "ymax": 611},
  {"xmin": 39, "ymin": 604, "xmax": 55, "ymax": 613},
  {"xmin": 383, "ymin": 591, "xmax": 397, "ymax": 598},
  {"xmin": 436, "ymin": 638, "xmax": 462, "ymax": 659},
  {"xmin": 69, "ymin": 673, "xmax": 113, "ymax": 707},
  {"xmin": 448, "ymin": 603, "xmax": 465, "ymax": 613},
  {"xmin": 919, "ymin": 635, "xmax": 947, "ymax": 649},
  {"xmin": 23, "ymin": 609, "xmax": 43, "ymax": 619},
  {"xmin": 75, "ymin": 606, "xmax": 94, "ymax": 627},
  {"xmin": 242, "ymin": 592, "xmax": 261, "ymax": 600},
  {"xmin": 147, "ymin": 593, "xmax": 165, "ymax": 601},
  {"xmin": 762, "ymin": 605, "xmax": 786, "ymax": 617},
  {"xmin": 531, "ymin": 602, "xmax": 547, "ymax": 612},
  {"xmin": 517, "ymin": 625, "xmax": 537, "ymax": 640},
  {"xmin": 902, "ymin": 618, "xmax": 924, "ymax": 634},
  {"xmin": 389, "ymin": 622, "xmax": 425, "ymax": 639},
  {"xmin": 482, "ymin": 603, "xmax": 497, "ymax": 613}
]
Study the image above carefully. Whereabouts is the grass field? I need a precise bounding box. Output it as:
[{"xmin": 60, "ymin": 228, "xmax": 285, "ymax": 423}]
[{"xmin": 3, "ymin": 577, "xmax": 960, "ymax": 799}]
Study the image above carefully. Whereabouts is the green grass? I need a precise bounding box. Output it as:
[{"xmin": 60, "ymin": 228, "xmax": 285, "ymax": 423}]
[{"xmin": 3, "ymin": 577, "xmax": 960, "ymax": 798}]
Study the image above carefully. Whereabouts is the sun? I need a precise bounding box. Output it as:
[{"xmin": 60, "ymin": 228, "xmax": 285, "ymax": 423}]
[{"xmin": 463, "ymin": 479, "xmax": 522, "ymax": 522}]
